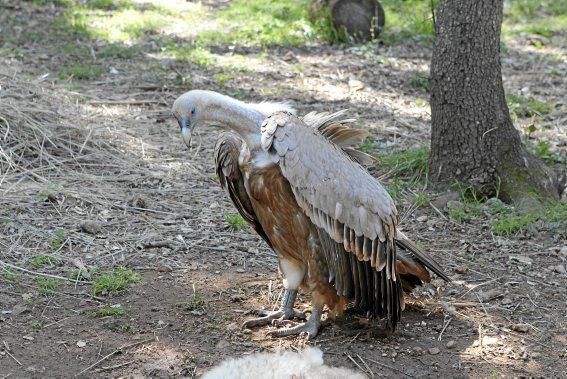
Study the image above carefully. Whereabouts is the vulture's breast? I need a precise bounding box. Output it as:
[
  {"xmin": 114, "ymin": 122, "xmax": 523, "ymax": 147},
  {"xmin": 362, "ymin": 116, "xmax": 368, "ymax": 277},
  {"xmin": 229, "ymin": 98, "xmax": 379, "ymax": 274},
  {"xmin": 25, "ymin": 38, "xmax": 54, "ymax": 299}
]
[{"xmin": 244, "ymin": 164, "xmax": 318, "ymax": 264}]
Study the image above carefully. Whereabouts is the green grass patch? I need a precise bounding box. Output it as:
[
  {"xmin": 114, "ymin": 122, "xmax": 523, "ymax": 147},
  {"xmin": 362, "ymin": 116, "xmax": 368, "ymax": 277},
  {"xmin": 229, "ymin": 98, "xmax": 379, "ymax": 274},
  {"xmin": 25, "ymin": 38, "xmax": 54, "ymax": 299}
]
[
  {"xmin": 59, "ymin": 64, "xmax": 102, "ymax": 81},
  {"xmin": 53, "ymin": 8, "xmax": 90, "ymax": 37},
  {"xmin": 84, "ymin": 0, "xmax": 133, "ymax": 11},
  {"xmin": 51, "ymin": 229, "xmax": 66, "ymax": 249},
  {"xmin": 357, "ymin": 136, "xmax": 376, "ymax": 155},
  {"xmin": 492, "ymin": 213, "xmax": 538, "ymax": 235},
  {"xmin": 93, "ymin": 268, "xmax": 140, "ymax": 295},
  {"xmin": 411, "ymin": 191, "xmax": 430, "ymax": 208},
  {"xmin": 225, "ymin": 212, "xmax": 247, "ymax": 231},
  {"xmin": 409, "ymin": 71, "xmax": 429, "ymax": 92},
  {"xmin": 91, "ymin": 305, "xmax": 127, "ymax": 317},
  {"xmin": 377, "ymin": 146, "xmax": 429, "ymax": 184},
  {"xmin": 379, "ymin": 0, "xmax": 437, "ymax": 45},
  {"xmin": 32, "ymin": 0, "xmax": 74, "ymax": 8},
  {"xmin": 507, "ymin": 94, "xmax": 552, "ymax": 118},
  {"xmin": 2, "ymin": 268, "xmax": 21, "ymax": 282},
  {"xmin": 28, "ymin": 255, "xmax": 53, "ymax": 268},
  {"xmin": 527, "ymin": 140, "xmax": 565, "ymax": 166},
  {"xmin": 214, "ymin": 72, "xmax": 237, "ymax": 87},
  {"xmin": 503, "ymin": 0, "xmax": 567, "ymax": 39},
  {"xmin": 98, "ymin": 43, "xmax": 139, "ymax": 59},
  {"xmin": 201, "ymin": 0, "xmax": 317, "ymax": 46},
  {"xmin": 187, "ymin": 291, "xmax": 205, "ymax": 311},
  {"xmin": 168, "ymin": 44, "xmax": 215, "ymax": 66},
  {"xmin": 69, "ymin": 268, "xmax": 91, "ymax": 282},
  {"xmin": 360, "ymin": 145, "xmax": 430, "ymax": 203},
  {"xmin": 31, "ymin": 321, "xmax": 43, "ymax": 329},
  {"xmin": 443, "ymin": 184, "xmax": 564, "ymax": 234},
  {"xmin": 35, "ymin": 278, "xmax": 60, "ymax": 296}
]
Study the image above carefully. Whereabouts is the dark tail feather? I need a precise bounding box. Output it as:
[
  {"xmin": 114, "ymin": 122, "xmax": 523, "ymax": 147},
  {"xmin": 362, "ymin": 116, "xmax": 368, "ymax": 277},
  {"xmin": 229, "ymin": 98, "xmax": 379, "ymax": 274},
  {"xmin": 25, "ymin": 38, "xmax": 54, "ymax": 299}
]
[{"xmin": 396, "ymin": 230, "xmax": 451, "ymax": 282}]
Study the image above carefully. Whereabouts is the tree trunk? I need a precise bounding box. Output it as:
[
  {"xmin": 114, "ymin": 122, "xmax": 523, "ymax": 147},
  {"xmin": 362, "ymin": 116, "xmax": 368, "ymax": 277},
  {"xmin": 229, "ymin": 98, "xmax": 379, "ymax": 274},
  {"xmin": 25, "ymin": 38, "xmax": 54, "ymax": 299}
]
[{"xmin": 429, "ymin": 0, "xmax": 559, "ymax": 204}]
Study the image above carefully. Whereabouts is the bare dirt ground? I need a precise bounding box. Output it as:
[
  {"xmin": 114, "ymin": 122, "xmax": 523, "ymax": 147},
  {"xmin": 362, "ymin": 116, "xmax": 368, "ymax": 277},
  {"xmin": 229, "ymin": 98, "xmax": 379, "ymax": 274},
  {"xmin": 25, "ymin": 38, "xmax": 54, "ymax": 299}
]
[{"xmin": 1, "ymin": 1, "xmax": 566, "ymax": 378}]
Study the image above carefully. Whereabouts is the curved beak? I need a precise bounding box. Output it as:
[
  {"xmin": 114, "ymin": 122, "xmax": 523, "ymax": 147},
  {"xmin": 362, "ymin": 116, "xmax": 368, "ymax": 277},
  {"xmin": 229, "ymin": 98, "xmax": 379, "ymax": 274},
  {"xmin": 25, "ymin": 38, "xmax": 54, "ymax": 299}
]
[{"xmin": 179, "ymin": 118, "xmax": 195, "ymax": 148}]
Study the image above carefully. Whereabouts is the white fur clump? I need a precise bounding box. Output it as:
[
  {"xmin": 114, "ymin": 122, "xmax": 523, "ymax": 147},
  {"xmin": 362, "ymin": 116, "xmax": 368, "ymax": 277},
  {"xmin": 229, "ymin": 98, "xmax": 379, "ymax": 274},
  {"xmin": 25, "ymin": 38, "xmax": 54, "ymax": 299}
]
[
  {"xmin": 249, "ymin": 101, "xmax": 296, "ymax": 117},
  {"xmin": 202, "ymin": 347, "xmax": 366, "ymax": 379}
]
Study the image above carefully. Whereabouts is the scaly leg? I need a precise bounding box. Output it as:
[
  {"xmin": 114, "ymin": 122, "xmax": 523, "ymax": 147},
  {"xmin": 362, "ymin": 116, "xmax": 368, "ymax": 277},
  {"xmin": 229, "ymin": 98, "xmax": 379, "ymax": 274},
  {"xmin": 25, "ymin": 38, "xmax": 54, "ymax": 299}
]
[
  {"xmin": 242, "ymin": 289, "xmax": 305, "ymax": 328},
  {"xmin": 243, "ymin": 259, "xmax": 306, "ymax": 329},
  {"xmin": 267, "ymin": 303, "xmax": 322, "ymax": 340}
]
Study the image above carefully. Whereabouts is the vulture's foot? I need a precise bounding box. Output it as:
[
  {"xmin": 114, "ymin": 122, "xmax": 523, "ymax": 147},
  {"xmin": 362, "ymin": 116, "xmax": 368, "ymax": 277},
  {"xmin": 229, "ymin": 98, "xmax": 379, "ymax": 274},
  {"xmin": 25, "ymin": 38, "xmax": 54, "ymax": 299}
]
[
  {"xmin": 242, "ymin": 289, "xmax": 305, "ymax": 329},
  {"xmin": 267, "ymin": 306, "xmax": 322, "ymax": 340}
]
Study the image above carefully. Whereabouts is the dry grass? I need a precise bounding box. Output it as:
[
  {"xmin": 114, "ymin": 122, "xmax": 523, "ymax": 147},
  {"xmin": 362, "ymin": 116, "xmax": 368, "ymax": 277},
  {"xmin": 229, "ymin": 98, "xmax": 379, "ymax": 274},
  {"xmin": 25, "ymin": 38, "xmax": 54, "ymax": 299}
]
[{"xmin": 0, "ymin": 71, "xmax": 276, "ymax": 294}]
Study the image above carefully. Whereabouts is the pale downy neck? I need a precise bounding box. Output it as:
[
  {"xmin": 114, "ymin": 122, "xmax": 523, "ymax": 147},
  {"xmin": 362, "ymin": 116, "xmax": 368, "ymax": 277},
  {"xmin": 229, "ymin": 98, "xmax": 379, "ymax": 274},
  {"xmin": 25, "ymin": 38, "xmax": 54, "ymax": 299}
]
[{"xmin": 201, "ymin": 91, "xmax": 265, "ymax": 149}]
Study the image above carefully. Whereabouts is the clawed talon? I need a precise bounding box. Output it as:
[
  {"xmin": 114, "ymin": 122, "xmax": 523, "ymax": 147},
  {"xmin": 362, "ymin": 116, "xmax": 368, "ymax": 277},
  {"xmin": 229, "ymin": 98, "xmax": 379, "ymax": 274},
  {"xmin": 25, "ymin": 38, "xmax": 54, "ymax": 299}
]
[
  {"xmin": 267, "ymin": 320, "xmax": 320, "ymax": 340},
  {"xmin": 242, "ymin": 289, "xmax": 307, "ymax": 329},
  {"xmin": 242, "ymin": 308, "xmax": 305, "ymax": 329},
  {"xmin": 271, "ymin": 319, "xmax": 297, "ymax": 327},
  {"xmin": 245, "ymin": 309, "xmax": 270, "ymax": 317}
]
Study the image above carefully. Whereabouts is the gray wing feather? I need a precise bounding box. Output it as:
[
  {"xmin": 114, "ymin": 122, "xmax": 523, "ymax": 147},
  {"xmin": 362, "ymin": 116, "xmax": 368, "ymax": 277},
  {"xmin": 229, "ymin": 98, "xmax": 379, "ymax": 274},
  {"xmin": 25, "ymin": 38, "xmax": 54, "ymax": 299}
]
[
  {"xmin": 302, "ymin": 110, "xmax": 375, "ymax": 166},
  {"xmin": 261, "ymin": 113, "xmax": 397, "ymax": 278}
]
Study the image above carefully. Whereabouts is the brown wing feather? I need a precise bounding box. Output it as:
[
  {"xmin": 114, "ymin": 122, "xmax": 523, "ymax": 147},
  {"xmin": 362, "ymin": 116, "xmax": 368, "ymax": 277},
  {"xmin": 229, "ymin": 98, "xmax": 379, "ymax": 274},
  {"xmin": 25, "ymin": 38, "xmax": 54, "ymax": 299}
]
[{"xmin": 215, "ymin": 133, "xmax": 272, "ymax": 248}]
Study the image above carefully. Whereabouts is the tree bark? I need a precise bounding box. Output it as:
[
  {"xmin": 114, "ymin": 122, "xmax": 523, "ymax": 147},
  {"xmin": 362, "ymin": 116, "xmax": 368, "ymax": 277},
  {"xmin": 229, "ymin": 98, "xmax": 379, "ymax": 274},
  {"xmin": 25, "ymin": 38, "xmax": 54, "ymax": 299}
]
[{"xmin": 429, "ymin": 0, "xmax": 559, "ymax": 204}]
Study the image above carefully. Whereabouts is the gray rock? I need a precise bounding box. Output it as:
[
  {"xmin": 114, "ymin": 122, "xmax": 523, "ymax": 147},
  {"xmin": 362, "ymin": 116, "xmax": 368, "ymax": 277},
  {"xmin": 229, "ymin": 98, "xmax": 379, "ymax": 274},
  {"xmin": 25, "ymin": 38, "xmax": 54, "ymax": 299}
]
[
  {"xmin": 11, "ymin": 304, "xmax": 31, "ymax": 317},
  {"xmin": 81, "ymin": 221, "xmax": 101, "ymax": 235},
  {"xmin": 428, "ymin": 347, "xmax": 440, "ymax": 355}
]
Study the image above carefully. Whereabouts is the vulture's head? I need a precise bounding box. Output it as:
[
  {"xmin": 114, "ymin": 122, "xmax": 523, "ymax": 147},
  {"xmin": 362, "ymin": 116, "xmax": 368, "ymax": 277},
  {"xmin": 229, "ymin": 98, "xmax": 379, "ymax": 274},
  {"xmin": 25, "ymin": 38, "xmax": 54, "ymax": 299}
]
[{"xmin": 172, "ymin": 90, "xmax": 207, "ymax": 148}]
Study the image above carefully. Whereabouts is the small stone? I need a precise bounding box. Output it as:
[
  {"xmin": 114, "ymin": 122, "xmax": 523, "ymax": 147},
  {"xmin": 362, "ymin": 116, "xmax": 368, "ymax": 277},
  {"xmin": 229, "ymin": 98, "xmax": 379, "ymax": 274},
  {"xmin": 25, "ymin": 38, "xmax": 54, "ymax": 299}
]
[
  {"xmin": 554, "ymin": 265, "xmax": 566, "ymax": 275},
  {"xmin": 420, "ymin": 321, "xmax": 427, "ymax": 327},
  {"xmin": 215, "ymin": 339, "xmax": 230, "ymax": 349},
  {"xmin": 282, "ymin": 51, "xmax": 297, "ymax": 62},
  {"xmin": 230, "ymin": 295, "xmax": 245, "ymax": 302},
  {"xmin": 156, "ymin": 265, "xmax": 172, "ymax": 273},
  {"xmin": 157, "ymin": 320, "xmax": 165, "ymax": 327},
  {"xmin": 143, "ymin": 364, "xmax": 168, "ymax": 379},
  {"xmin": 509, "ymin": 255, "xmax": 532, "ymax": 265},
  {"xmin": 531, "ymin": 352, "xmax": 541, "ymax": 359},
  {"xmin": 81, "ymin": 221, "xmax": 101, "ymax": 235},
  {"xmin": 348, "ymin": 79, "xmax": 365, "ymax": 91},
  {"xmin": 413, "ymin": 347, "xmax": 423, "ymax": 355},
  {"xmin": 432, "ymin": 192, "xmax": 460, "ymax": 210},
  {"xmin": 227, "ymin": 323, "xmax": 239, "ymax": 333},
  {"xmin": 22, "ymin": 336, "xmax": 34, "ymax": 341},
  {"xmin": 446, "ymin": 340, "xmax": 456, "ymax": 349},
  {"xmin": 501, "ymin": 297, "xmax": 513, "ymax": 305},
  {"xmin": 484, "ymin": 336, "xmax": 499, "ymax": 345},
  {"xmin": 11, "ymin": 304, "xmax": 31, "ymax": 316},
  {"xmin": 478, "ymin": 288, "xmax": 501, "ymax": 302},
  {"xmin": 109, "ymin": 67, "xmax": 119, "ymax": 75},
  {"xmin": 454, "ymin": 266, "xmax": 469, "ymax": 274},
  {"xmin": 446, "ymin": 200, "xmax": 464, "ymax": 210},
  {"xmin": 235, "ymin": 268, "xmax": 245, "ymax": 273},
  {"xmin": 428, "ymin": 347, "xmax": 440, "ymax": 355},
  {"xmin": 511, "ymin": 323, "xmax": 530, "ymax": 333},
  {"xmin": 473, "ymin": 336, "xmax": 498, "ymax": 346},
  {"xmin": 76, "ymin": 340, "xmax": 86, "ymax": 348},
  {"xmin": 416, "ymin": 215, "xmax": 428, "ymax": 222}
]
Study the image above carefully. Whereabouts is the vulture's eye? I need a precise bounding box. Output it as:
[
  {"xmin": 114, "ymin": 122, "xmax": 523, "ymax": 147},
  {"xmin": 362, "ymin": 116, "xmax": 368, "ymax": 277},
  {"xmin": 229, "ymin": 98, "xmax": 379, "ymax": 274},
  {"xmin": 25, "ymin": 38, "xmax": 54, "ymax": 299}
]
[{"xmin": 191, "ymin": 108, "xmax": 196, "ymax": 115}]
